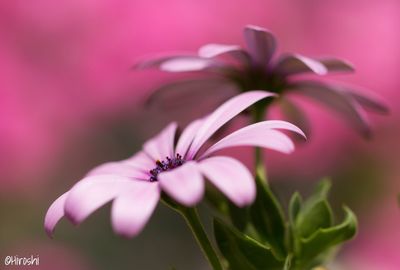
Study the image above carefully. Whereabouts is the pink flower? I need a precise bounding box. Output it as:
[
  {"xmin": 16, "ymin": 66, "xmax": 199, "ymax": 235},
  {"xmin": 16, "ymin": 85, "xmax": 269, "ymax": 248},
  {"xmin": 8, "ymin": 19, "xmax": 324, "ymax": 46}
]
[
  {"xmin": 136, "ymin": 25, "xmax": 388, "ymax": 137},
  {"xmin": 45, "ymin": 91, "xmax": 304, "ymax": 238}
]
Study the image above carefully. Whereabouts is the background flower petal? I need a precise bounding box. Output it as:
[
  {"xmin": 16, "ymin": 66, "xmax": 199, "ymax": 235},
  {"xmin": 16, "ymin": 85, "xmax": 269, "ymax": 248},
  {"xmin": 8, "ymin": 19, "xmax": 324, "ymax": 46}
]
[
  {"xmin": 317, "ymin": 58, "xmax": 355, "ymax": 72},
  {"xmin": 345, "ymin": 87, "xmax": 389, "ymax": 114},
  {"xmin": 198, "ymin": 43, "xmax": 241, "ymax": 58},
  {"xmin": 243, "ymin": 25, "xmax": 276, "ymax": 66},
  {"xmin": 198, "ymin": 43, "xmax": 250, "ymax": 63},
  {"xmin": 111, "ymin": 181, "xmax": 160, "ymax": 238},
  {"xmin": 289, "ymin": 81, "xmax": 372, "ymax": 137},
  {"xmin": 133, "ymin": 54, "xmax": 197, "ymax": 70},
  {"xmin": 279, "ymin": 98, "xmax": 311, "ymax": 138},
  {"xmin": 187, "ymin": 91, "xmax": 275, "ymax": 158},
  {"xmin": 274, "ymin": 54, "xmax": 328, "ymax": 75},
  {"xmin": 159, "ymin": 57, "xmax": 217, "ymax": 72},
  {"xmin": 198, "ymin": 156, "xmax": 255, "ymax": 207},
  {"xmin": 158, "ymin": 162, "xmax": 204, "ymax": 207},
  {"xmin": 145, "ymin": 78, "xmax": 236, "ymax": 111}
]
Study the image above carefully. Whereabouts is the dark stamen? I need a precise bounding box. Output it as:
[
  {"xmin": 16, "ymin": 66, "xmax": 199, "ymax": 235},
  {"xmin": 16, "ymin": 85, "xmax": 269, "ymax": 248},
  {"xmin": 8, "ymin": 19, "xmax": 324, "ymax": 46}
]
[{"xmin": 149, "ymin": 153, "xmax": 185, "ymax": 182}]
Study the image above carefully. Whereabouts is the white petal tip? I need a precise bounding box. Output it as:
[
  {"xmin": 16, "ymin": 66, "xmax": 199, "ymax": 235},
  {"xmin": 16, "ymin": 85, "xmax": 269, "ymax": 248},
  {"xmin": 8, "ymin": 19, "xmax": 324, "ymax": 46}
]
[
  {"xmin": 160, "ymin": 58, "xmax": 211, "ymax": 72},
  {"xmin": 245, "ymin": 24, "xmax": 269, "ymax": 32},
  {"xmin": 198, "ymin": 44, "xmax": 241, "ymax": 58}
]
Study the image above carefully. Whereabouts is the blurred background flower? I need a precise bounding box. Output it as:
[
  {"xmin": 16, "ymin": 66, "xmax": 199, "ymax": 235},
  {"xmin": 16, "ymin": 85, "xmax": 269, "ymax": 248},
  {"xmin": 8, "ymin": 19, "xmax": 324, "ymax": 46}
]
[{"xmin": 0, "ymin": 0, "xmax": 398, "ymax": 269}]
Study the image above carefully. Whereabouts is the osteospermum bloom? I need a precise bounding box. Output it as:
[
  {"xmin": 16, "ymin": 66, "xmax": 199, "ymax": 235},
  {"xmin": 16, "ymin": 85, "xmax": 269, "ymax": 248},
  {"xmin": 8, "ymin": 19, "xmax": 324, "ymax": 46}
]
[
  {"xmin": 136, "ymin": 25, "xmax": 388, "ymax": 137},
  {"xmin": 45, "ymin": 91, "xmax": 304, "ymax": 238}
]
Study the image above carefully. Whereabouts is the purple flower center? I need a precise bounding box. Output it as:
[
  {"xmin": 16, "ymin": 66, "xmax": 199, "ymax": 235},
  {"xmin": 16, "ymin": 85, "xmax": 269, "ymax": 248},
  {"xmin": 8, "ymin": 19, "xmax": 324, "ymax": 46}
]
[{"xmin": 149, "ymin": 153, "xmax": 185, "ymax": 182}]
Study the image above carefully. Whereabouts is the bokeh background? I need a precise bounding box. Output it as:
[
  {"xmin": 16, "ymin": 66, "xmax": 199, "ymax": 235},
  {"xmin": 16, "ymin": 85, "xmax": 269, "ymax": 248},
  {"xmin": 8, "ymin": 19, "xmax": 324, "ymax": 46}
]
[{"xmin": 0, "ymin": 0, "xmax": 399, "ymax": 269}]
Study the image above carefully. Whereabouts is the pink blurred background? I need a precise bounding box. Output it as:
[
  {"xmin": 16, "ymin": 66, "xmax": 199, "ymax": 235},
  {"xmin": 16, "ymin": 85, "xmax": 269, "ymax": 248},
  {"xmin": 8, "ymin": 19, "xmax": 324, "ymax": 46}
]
[{"xmin": 0, "ymin": 0, "xmax": 398, "ymax": 269}]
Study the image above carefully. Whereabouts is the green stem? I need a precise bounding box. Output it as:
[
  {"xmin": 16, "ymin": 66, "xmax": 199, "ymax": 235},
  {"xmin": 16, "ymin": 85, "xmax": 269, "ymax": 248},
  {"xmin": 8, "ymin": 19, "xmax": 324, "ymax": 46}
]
[
  {"xmin": 252, "ymin": 104, "xmax": 289, "ymax": 256},
  {"xmin": 162, "ymin": 197, "xmax": 223, "ymax": 270},
  {"xmin": 252, "ymin": 106, "xmax": 268, "ymax": 184},
  {"xmin": 180, "ymin": 207, "xmax": 224, "ymax": 270},
  {"xmin": 255, "ymin": 146, "xmax": 267, "ymax": 183}
]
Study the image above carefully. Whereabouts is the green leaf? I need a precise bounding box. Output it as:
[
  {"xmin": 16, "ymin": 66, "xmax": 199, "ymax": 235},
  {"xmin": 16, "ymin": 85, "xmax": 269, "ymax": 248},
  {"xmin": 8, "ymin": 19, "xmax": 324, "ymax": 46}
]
[
  {"xmin": 295, "ymin": 179, "xmax": 334, "ymax": 238},
  {"xmin": 298, "ymin": 206, "xmax": 358, "ymax": 265},
  {"xmin": 205, "ymin": 183, "xmax": 229, "ymax": 214},
  {"xmin": 289, "ymin": 192, "xmax": 302, "ymax": 225},
  {"xmin": 250, "ymin": 179, "xmax": 287, "ymax": 258},
  {"xmin": 207, "ymin": 183, "xmax": 249, "ymax": 232},
  {"xmin": 283, "ymin": 254, "xmax": 293, "ymax": 270},
  {"xmin": 288, "ymin": 192, "xmax": 302, "ymax": 257},
  {"xmin": 296, "ymin": 200, "xmax": 333, "ymax": 238},
  {"xmin": 228, "ymin": 201, "xmax": 249, "ymax": 231},
  {"xmin": 214, "ymin": 218, "xmax": 284, "ymax": 270},
  {"xmin": 289, "ymin": 180, "xmax": 358, "ymax": 268},
  {"xmin": 309, "ymin": 179, "xmax": 332, "ymax": 202}
]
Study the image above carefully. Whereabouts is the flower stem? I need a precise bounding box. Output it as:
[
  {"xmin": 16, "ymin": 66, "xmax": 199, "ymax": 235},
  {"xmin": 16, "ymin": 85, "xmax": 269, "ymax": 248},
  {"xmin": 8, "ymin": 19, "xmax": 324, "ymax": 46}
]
[
  {"xmin": 179, "ymin": 207, "xmax": 224, "ymax": 270},
  {"xmin": 255, "ymin": 146, "xmax": 267, "ymax": 183},
  {"xmin": 252, "ymin": 105, "xmax": 288, "ymax": 256},
  {"xmin": 252, "ymin": 106, "xmax": 268, "ymax": 184},
  {"xmin": 162, "ymin": 196, "xmax": 223, "ymax": 270}
]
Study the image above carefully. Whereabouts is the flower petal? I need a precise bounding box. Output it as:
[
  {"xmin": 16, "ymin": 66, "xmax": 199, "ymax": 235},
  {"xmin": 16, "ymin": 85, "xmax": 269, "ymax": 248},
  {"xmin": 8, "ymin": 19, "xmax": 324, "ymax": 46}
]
[
  {"xmin": 289, "ymin": 81, "xmax": 371, "ymax": 137},
  {"xmin": 187, "ymin": 91, "xmax": 276, "ymax": 158},
  {"xmin": 198, "ymin": 156, "xmax": 255, "ymax": 207},
  {"xmin": 44, "ymin": 192, "xmax": 68, "ymax": 237},
  {"xmin": 64, "ymin": 175, "xmax": 132, "ymax": 225},
  {"xmin": 159, "ymin": 57, "xmax": 217, "ymax": 72},
  {"xmin": 126, "ymin": 151, "xmax": 156, "ymax": 172},
  {"xmin": 317, "ymin": 58, "xmax": 355, "ymax": 72},
  {"xmin": 158, "ymin": 162, "xmax": 204, "ymax": 207},
  {"xmin": 198, "ymin": 43, "xmax": 250, "ymax": 63},
  {"xmin": 111, "ymin": 181, "xmax": 160, "ymax": 237},
  {"xmin": 344, "ymin": 87, "xmax": 389, "ymax": 114},
  {"xmin": 243, "ymin": 25, "xmax": 276, "ymax": 66},
  {"xmin": 201, "ymin": 121, "xmax": 303, "ymax": 158},
  {"xmin": 134, "ymin": 54, "xmax": 196, "ymax": 69},
  {"xmin": 157, "ymin": 122, "xmax": 178, "ymax": 158},
  {"xmin": 198, "ymin": 43, "xmax": 242, "ymax": 58},
  {"xmin": 175, "ymin": 119, "xmax": 204, "ymax": 158},
  {"xmin": 143, "ymin": 123, "xmax": 177, "ymax": 161},
  {"xmin": 274, "ymin": 54, "xmax": 327, "ymax": 75},
  {"xmin": 146, "ymin": 78, "xmax": 236, "ymax": 110},
  {"xmin": 279, "ymin": 98, "xmax": 311, "ymax": 138},
  {"xmin": 86, "ymin": 161, "xmax": 149, "ymax": 180}
]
